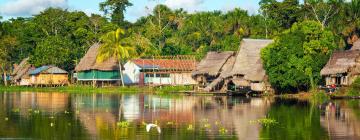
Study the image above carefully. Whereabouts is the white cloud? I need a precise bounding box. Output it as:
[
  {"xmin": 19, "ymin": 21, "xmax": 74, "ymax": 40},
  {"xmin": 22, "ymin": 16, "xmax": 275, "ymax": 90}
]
[
  {"xmin": 164, "ymin": 0, "xmax": 205, "ymax": 12},
  {"xmin": 0, "ymin": 0, "xmax": 68, "ymax": 16}
]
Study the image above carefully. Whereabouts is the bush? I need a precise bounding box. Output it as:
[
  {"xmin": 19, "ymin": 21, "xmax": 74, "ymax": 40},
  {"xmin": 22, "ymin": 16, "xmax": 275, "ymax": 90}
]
[{"xmin": 347, "ymin": 78, "xmax": 360, "ymax": 96}]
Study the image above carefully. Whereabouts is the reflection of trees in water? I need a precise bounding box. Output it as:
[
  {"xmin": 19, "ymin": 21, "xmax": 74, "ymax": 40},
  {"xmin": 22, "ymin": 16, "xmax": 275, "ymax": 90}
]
[
  {"xmin": 261, "ymin": 98, "xmax": 329, "ymax": 140},
  {"xmin": 320, "ymin": 100, "xmax": 360, "ymax": 140},
  {"xmin": 0, "ymin": 92, "xmax": 87, "ymax": 139}
]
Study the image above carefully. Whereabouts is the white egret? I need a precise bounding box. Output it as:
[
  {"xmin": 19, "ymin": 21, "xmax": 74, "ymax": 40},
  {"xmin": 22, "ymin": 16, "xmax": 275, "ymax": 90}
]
[{"xmin": 146, "ymin": 123, "xmax": 161, "ymax": 133}]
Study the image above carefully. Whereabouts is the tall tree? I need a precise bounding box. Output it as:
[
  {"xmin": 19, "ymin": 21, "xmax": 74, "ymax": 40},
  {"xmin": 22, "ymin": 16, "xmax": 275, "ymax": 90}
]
[
  {"xmin": 97, "ymin": 28, "xmax": 137, "ymax": 87},
  {"xmin": 260, "ymin": 0, "xmax": 301, "ymax": 29},
  {"xmin": 304, "ymin": 0, "xmax": 344, "ymax": 28},
  {"xmin": 0, "ymin": 36, "xmax": 17, "ymax": 86},
  {"xmin": 100, "ymin": 0, "xmax": 133, "ymax": 26},
  {"xmin": 261, "ymin": 21, "xmax": 337, "ymax": 93}
]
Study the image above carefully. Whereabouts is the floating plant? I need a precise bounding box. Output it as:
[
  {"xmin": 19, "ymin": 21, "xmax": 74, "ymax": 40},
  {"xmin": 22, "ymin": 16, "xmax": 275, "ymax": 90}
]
[
  {"xmin": 219, "ymin": 127, "xmax": 228, "ymax": 134},
  {"xmin": 250, "ymin": 118, "xmax": 279, "ymax": 127},
  {"xmin": 187, "ymin": 124, "xmax": 194, "ymax": 131},
  {"xmin": 117, "ymin": 121, "xmax": 130, "ymax": 128}
]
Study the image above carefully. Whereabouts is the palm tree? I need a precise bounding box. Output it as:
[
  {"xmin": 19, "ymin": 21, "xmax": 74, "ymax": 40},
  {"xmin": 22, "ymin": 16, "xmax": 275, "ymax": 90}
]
[{"xmin": 97, "ymin": 28, "xmax": 137, "ymax": 87}]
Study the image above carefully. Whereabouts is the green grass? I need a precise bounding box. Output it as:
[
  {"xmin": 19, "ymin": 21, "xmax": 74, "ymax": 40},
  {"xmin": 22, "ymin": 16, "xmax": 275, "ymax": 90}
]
[
  {"xmin": 310, "ymin": 90, "xmax": 330, "ymax": 104},
  {"xmin": 0, "ymin": 85, "xmax": 194, "ymax": 94}
]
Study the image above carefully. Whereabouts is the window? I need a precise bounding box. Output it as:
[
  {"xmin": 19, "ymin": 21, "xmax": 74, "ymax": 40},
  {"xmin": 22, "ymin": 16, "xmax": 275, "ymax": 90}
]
[
  {"xmin": 161, "ymin": 74, "xmax": 170, "ymax": 78},
  {"xmin": 145, "ymin": 74, "xmax": 154, "ymax": 77}
]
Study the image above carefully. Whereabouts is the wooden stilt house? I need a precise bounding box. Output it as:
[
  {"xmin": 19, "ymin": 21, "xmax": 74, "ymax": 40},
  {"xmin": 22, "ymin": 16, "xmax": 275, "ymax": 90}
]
[
  {"xmin": 29, "ymin": 66, "xmax": 69, "ymax": 86},
  {"xmin": 75, "ymin": 43, "xmax": 123, "ymax": 86},
  {"xmin": 192, "ymin": 39, "xmax": 274, "ymax": 93},
  {"xmin": 320, "ymin": 40, "xmax": 360, "ymax": 86},
  {"xmin": 226, "ymin": 39, "xmax": 274, "ymax": 92},
  {"xmin": 192, "ymin": 52, "xmax": 235, "ymax": 90}
]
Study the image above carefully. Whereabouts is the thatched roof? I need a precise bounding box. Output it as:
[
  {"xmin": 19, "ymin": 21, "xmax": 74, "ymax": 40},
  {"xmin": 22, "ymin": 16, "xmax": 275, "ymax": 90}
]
[
  {"xmin": 219, "ymin": 56, "xmax": 236, "ymax": 78},
  {"xmin": 229, "ymin": 39, "xmax": 273, "ymax": 81},
  {"xmin": 320, "ymin": 50, "xmax": 360, "ymax": 76},
  {"xmin": 192, "ymin": 51, "xmax": 235, "ymax": 77},
  {"xmin": 351, "ymin": 40, "xmax": 360, "ymax": 50},
  {"xmin": 12, "ymin": 58, "xmax": 32, "ymax": 81},
  {"xmin": 75, "ymin": 43, "xmax": 121, "ymax": 72}
]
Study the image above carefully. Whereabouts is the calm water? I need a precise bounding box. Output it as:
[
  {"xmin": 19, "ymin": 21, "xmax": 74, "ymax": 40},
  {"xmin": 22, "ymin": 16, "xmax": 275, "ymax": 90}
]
[{"xmin": 0, "ymin": 92, "xmax": 359, "ymax": 140}]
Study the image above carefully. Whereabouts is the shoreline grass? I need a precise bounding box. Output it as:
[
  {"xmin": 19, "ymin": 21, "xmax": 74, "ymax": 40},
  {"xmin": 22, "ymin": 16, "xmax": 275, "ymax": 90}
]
[{"xmin": 0, "ymin": 85, "xmax": 194, "ymax": 94}]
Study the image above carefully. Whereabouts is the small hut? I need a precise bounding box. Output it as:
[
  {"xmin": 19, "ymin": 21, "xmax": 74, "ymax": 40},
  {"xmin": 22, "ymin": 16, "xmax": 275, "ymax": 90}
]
[
  {"xmin": 227, "ymin": 39, "xmax": 274, "ymax": 92},
  {"xmin": 193, "ymin": 39, "xmax": 274, "ymax": 93},
  {"xmin": 320, "ymin": 50, "xmax": 360, "ymax": 86},
  {"xmin": 75, "ymin": 43, "xmax": 123, "ymax": 86},
  {"xmin": 192, "ymin": 51, "xmax": 235, "ymax": 88},
  {"xmin": 11, "ymin": 58, "xmax": 34, "ymax": 86},
  {"xmin": 124, "ymin": 57, "xmax": 197, "ymax": 86},
  {"xmin": 29, "ymin": 66, "xmax": 69, "ymax": 86}
]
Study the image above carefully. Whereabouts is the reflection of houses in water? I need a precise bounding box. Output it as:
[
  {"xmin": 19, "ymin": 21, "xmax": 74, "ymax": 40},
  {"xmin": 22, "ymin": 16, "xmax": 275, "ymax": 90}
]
[
  {"xmin": 71, "ymin": 94, "xmax": 272, "ymax": 139},
  {"xmin": 193, "ymin": 97, "xmax": 272, "ymax": 140},
  {"xmin": 139, "ymin": 96, "xmax": 197, "ymax": 123},
  {"xmin": 320, "ymin": 101, "xmax": 360, "ymax": 140},
  {"xmin": 2, "ymin": 92, "xmax": 69, "ymax": 114}
]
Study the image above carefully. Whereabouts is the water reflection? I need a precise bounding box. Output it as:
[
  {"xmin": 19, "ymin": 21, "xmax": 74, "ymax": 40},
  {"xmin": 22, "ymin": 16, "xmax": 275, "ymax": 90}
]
[
  {"xmin": 0, "ymin": 92, "xmax": 359, "ymax": 140},
  {"xmin": 320, "ymin": 100, "xmax": 360, "ymax": 140},
  {"xmin": 0, "ymin": 92, "xmax": 273, "ymax": 140}
]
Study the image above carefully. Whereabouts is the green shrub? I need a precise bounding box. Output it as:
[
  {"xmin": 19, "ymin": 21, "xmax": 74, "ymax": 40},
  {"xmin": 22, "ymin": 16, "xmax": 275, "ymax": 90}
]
[{"xmin": 347, "ymin": 78, "xmax": 360, "ymax": 96}]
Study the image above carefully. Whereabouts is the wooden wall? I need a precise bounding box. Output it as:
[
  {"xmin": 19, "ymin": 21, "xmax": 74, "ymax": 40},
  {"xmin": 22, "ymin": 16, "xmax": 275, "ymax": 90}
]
[{"xmin": 31, "ymin": 74, "xmax": 69, "ymax": 85}]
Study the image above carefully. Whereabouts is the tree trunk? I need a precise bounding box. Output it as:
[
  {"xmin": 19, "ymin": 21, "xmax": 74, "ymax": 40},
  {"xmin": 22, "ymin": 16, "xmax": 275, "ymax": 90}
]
[
  {"xmin": 118, "ymin": 61, "xmax": 125, "ymax": 87},
  {"xmin": 3, "ymin": 72, "xmax": 7, "ymax": 86}
]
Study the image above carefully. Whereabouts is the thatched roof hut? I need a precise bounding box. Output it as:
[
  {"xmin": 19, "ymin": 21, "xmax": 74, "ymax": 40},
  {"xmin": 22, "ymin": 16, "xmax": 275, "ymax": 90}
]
[
  {"xmin": 192, "ymin": 51, "xmax": 235, "ymax": 77},
  {"xmin": 229, "ymin": 39, "xmax": 273, "ymax": 82},
  {"xmin": 320, "ymin": 50, "xmax": 360, "ymax": 76},
  {"xmin": 12, "ymin": 58, "xmax": 32, "ymax": 81},
  {"xmin": 75, "ymin": 43, "xmax": 121, "ymax": 72}
]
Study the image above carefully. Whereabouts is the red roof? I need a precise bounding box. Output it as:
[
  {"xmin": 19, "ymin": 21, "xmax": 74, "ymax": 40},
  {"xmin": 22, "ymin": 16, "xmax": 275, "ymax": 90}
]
[{"xmin": 131, "ymin": 59, "xmax": 196, "ymax": 71}]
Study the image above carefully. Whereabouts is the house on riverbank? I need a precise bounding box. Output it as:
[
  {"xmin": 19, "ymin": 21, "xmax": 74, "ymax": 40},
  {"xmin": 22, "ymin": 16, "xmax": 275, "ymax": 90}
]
[
  {"xmin": 226, "ymin": 39, "xmax": 273, "ymax": 92},
  {"xmin": 124, "ymin": 56, "xmax": 197, "ymax": 86},
  {"xmin": 75, "ymin": 43, "xmax": 122, "ymax": 86},
  {"xmin": 192, "ymin": 51, "xmax": 235, "ymax": 89},
  {"xmin": 11, "ymin": 58, "xmax": 34, "ymax": 86},
  {"xmin": 193, "ymin": 39, "xmax": 273, "ymax": 93},
  {"xmin": 29, "ymin": 66, "xmax": 69, "ymax": 86},
  {"xmin": 320, "ymin": 48, "xmax": 360, "ymax": 86}
]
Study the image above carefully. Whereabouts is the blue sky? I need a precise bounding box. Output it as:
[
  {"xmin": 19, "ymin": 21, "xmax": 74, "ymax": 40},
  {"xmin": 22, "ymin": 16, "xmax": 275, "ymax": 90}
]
[{"xmin": 0, "ymin": 0, "xmax": 261, "ymax": 22}]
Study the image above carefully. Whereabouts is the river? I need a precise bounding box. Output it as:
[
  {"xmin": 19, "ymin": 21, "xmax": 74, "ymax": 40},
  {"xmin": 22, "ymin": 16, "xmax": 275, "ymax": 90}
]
[{"xmin": 0, "ymin": 92, "xmax": 359, "ymax": 140}]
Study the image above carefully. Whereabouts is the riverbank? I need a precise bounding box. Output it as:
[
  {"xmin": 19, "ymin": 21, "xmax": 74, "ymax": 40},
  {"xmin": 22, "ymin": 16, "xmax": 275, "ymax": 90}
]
[{"xmin": 0, "ymin": 85, "xmax": 193, "ymax": 94}]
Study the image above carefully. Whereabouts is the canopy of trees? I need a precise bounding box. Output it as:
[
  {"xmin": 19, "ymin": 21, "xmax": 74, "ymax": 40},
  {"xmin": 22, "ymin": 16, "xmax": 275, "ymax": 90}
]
[{"xmin": 261, "ymin": 21, "xmax": 337, "ymax": 92}]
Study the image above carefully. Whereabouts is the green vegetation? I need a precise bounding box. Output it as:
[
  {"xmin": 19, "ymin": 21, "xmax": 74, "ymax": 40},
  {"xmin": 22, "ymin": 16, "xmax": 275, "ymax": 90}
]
[
  {"xmin": 310, "ymin": 90, "xmax": 330, "ymax": 104},
  {"xmin": 99, "ymin": 0, "xmax": 133, "ymax": 26},
  {"xmin": 97, "ymin": 28, "xmax": 137, "ymax": 87},
  {"xmin": 262, "ymin": 21, "xmax": 337, "ymax": 93},
  {"xmin": 347, "ymin": 77, "xmax": 360, "ymax": 96},
  {"xmin": 250, "ymin": 118, "xmax": 279, "ymax": 127},
  {"xmin": 260, "ymin": 100, "xmax": 329, "ymax": 140},
  {"xmin": 0, "ymin": 85, "xmax": 192, "ymax": 94}
]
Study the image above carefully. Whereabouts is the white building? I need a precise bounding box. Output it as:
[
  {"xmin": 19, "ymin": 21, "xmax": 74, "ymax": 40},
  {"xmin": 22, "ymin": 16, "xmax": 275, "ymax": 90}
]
[{"xmin": 123, "ymin": 59, "xmax": 197, "ymax": 86}]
